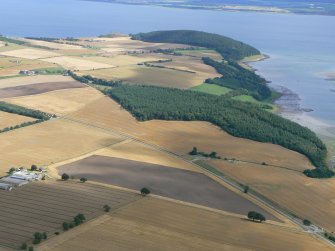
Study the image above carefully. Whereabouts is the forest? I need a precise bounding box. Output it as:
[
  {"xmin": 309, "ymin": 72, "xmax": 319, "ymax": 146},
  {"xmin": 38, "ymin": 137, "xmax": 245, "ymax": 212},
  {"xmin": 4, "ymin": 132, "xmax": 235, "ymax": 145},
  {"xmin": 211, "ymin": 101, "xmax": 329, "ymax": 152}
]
[
  {"xmin": 106, "ymin": 85, "xmax": 328, "ymax": 172},
  {"xmin": 131, "ymin": 30, "xmax": 260, "ymax": 61}
]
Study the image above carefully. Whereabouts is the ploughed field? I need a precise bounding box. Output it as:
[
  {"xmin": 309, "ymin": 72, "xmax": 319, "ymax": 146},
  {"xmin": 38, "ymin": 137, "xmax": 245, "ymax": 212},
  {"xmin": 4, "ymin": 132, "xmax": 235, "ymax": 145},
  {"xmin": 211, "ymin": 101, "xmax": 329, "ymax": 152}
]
[
  {"xmin": 0, "ymin": 181, "xmax": 138, "ymax": 249},
  {"xmin": 58, "ymin": 155, "xmax": 278, "ymax": 221},
  {"xmin": 0, "ymin": 81, "xmax": 86, "ymax": 98}
]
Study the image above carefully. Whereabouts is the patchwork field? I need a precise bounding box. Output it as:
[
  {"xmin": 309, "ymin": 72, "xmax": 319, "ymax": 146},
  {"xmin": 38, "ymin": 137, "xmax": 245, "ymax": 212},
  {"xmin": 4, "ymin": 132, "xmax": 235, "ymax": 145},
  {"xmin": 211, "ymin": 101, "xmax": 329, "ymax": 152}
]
[
  {"xmin": 0, "ymin": 48, "xmax": 60, "ymax": 59},
  {"xmin": 175, "ymin": 48, "xmax": 223, "ymax": 61},
  {"xmin": 38, "ymin": 198, "xmax": 333, "ymax": 251},
  {"xmin": 209, "ymin": 160, "xmax": 335, "ymax": 233},
  {"xmin": 0, "ymin": 181, "xmax": 139, "ymax": 249},
  {"xmin": 42, "ymin": 56, "xmax": 114, "ymax": 71},
  {"xmin": 0, "ymin": 81, "xmax": 85, "ymax": 98},
  {"xmin": 0, "ymin": 111, "xmax": 36, "ymax": 129},
  {"xmin": 21, "ymin": 38, "xmax": 84, "ymax": 50},
  {"xmin": 58, "ymin": 155, "xmax": 277, "ymax": 220}
]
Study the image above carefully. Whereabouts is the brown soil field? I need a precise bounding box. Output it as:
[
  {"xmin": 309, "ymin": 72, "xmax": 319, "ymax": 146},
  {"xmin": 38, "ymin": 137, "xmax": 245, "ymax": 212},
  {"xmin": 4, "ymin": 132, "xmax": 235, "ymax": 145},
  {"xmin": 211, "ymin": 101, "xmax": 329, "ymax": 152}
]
[
  {"xmin": 0, "ymin": 118, "xmax": 124, "ymax": 174},
  {"xmin": 42, "ymin": 56, "xmax": 114, "ymax": 71},
  {"xmin": 39, "ymin": 197, "xmax": 333, "ymax": 251},
  {"xmin": 84, "ymin": 65, "xmax": 209, "ymax": 88},
  {"xmin": 209, "ymin": 160, "xmax": 335, "ymax": 233},
  {"xmin": 58, "ymin": 155, "xmax": 277, "ymax": 220},
  {"xmin": 4, "ymin": 87, "xmax": 103, "ymax": 115},
  {"xmin": 0, "ymin": 75, "xmax": 74, "ymax": 89},
  {"xmin": 0, "ymin": 81, "xmax": 86, "ymax": 98},
  {"xmin": 97, "ymin": 139, "xmax": 199, "ymax": 172},
  {"xmin": 0, "ymin": 48, "xmax": 60, "ymax": 59},
  {"xmin": 0, "ymin": 111, "xmax": 36, "ymax": 129},
  {"xmin": 67, "ymin": 97, "xmax": 313, "ymax": 170},
  {"xmin": 0, "ymin": 181, "xmax": 139, "ymax": 249}
]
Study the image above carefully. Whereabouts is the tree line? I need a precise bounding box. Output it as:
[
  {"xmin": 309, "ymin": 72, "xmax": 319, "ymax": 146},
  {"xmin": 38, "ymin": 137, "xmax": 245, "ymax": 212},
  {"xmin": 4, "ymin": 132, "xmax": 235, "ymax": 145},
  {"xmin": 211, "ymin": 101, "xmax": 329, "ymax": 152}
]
[
  {"xmin": 106, "ymin": 85, "xmax": 328, "ymax": 173},
  {"xmin": 0, "ymin": 101, "xmax": 54, "ymax": 120}
]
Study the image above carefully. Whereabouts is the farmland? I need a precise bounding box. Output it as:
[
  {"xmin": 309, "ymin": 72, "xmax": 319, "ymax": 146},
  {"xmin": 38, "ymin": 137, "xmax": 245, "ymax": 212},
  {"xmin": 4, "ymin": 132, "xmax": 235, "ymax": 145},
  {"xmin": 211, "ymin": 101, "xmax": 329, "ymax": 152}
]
[
  {"xmin": 0, "ymin": 48, "xmax": 60, "ymax": 59},
  {"xmin": 58, "ymin": 155, "xmax": 277, "ymax": 220},
  {"xmin": 0, "ymin": 110, "xmax": 35, "ymax": 129},
  {"xmin": 0, "ymin": 181, "xmax": 139, "ymax": 249},
  {"xmin": 38, "ymin": 198, "xmax": 334, "ymax": 251}
]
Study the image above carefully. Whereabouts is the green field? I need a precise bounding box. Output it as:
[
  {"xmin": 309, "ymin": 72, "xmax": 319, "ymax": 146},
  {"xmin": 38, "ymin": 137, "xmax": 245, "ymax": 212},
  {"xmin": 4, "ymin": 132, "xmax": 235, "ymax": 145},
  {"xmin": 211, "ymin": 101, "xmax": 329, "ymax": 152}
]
[{"xmin": 191, "ymin": 83, "xmax": 231, "ymax": 95}]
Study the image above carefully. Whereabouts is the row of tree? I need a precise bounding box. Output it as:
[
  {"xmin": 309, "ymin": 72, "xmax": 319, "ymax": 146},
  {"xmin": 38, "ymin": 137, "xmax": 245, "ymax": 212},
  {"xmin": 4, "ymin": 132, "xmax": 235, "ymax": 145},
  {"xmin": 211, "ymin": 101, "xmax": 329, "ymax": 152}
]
[
  {"xmin": 0, "ymin": 101, "xmax": 54, "ymax": 120},
  {"xmin": 107, "ymin": 85, "xmax": 328, "ymax": 172}
]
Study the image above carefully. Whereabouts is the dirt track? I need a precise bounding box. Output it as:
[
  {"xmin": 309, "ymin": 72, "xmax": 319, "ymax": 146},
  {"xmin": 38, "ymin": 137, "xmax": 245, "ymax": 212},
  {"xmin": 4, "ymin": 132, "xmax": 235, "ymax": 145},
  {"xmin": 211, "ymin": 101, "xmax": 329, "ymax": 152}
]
[
  {"xmin": 0, "ymin": 81, "xmax": 85, "ymax": 98},
  {"xmin": 58, "ymin": 155, "xmax": 279, "ymax": 221}
]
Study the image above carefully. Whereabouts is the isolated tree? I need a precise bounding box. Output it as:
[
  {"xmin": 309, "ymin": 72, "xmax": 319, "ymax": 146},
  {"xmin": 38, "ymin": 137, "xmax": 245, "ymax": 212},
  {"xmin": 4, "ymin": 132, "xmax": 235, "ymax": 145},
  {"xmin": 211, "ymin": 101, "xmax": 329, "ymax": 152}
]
[
  {"xmin": 80, "ymin": 177, "xmax": 87, "ymax": 183},
  {"xmin": 244, "ymin": 185, "xmax": 249, "ymax": 194},
  {"xmin": 61, "ymin": 173, "xmax": 69, "ymax": 181},
  {"xmin": 247, "ymin": 211, "xmax": 266, "ymax": 223},
  {"xmin": 303, "ymin": 219, "xmax": 311, "ymax": 226},
  {"xmin": 103, "ymin": 204, "xmax": 111, "ymax": 212},
  {"xmin": 141, "ymin": 187, "xmax": 151, "ymax": 196},
  {"xmin": 248, "ymin": 211, "xmax": 257, "ymax": 221},
  {"xmin": 31, "ymin": 164, "xmax": 38, "ymax": 171},
  {"xmin": 189, "ymin": 147, "xmax": 198, "ymax": 155}
]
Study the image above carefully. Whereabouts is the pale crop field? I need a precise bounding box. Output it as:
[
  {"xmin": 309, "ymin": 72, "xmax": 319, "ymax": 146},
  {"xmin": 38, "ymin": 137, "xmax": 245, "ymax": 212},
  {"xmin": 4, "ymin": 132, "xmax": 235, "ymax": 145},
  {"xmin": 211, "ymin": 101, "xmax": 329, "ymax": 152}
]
[
  {"xmin": 0, "ymin": 111, "xmax": 36, "ymax": 129},
  {"xmin": 42, "ymin": 56, "xmax": 115, "ymax": 71},
  {"xmin": 21, "ymin": 38, "xmax": 84, "ymax": 50},
  {"xmin": 210, "ymin": 159, "xmax": 335, "ymax": 233},
  {"xmin": 0, "ymin": 118, "xmax": 125, "ymax": 174},
  {"xmin": 38, "ymin": 197, "xmax": 333, "ymax": 251},
  {"xmin": 0, "ymin": 48, "xmax": 60, "ymax": 59},
  {"xmin": 4, "ymin": 87, "xmax": 102, "ymax": 115}
]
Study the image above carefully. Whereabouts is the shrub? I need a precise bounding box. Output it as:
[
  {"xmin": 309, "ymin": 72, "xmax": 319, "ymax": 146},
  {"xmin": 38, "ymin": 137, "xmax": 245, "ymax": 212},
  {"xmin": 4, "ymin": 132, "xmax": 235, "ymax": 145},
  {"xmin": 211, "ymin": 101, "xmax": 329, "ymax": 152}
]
[
  {"xmin": 303, "ymin": 219, "xmax": 311, "ymax": 226},
  {"xmin": 61, "ymin": 173, "xmax": 70, "ymax": 181},
  {"xmin": 31, "ymin": 164, "xmax": 38, "ymax": 171},
  {"xmin": 244, "ymin": 185, "xmax": 249, "ymax": 194},
  {"xmin": 141, "ymin": 187, "xmax": 151, "ymax": 196},
  {"xmin": 189, "ymin": 147, "xmax": 198, "ymax": 155},
  {"xmin": 103, "ymin": 204, "xmax": 111, "ymax": 212},
  {"xmin": 247, "ymin": 211, "xmax": 266, "ymax": 223},
  {"xmin": 28, "ymin": 247, "xmax": 34, "ymax": 251},
  {"xmin": 21, "ymin": 243, "xmax": 27, "ymax": 250},
  {"xmin": 62, "ymin": 222, "xmax": 69, "ymax": 231},
  {"xmin": 80, "ymin": 177, "xmax": 87, "ymax": 183}
]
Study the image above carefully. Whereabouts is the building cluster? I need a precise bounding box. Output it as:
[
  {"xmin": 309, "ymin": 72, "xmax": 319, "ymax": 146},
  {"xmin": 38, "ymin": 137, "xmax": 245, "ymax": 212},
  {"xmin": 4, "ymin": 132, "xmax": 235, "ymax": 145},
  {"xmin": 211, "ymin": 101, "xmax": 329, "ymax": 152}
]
[{"xmin": 0, "ymin": 168, "xmax": 46, "ymax": 191}]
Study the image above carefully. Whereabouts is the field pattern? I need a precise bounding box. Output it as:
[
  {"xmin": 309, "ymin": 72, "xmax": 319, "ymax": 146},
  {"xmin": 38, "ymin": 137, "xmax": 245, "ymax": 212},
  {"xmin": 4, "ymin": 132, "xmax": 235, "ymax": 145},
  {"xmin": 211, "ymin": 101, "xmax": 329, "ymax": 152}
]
[
  {"xmin": 0, "ymin": 181, "xmax": 139, "ymax": 249},
  {"xmin": 0, "ymin": 111, "xmax": 36, "ymax": 129},
  {"xmin": 40, "ymin": 198, "xmax": 334, "ymax": 251}
]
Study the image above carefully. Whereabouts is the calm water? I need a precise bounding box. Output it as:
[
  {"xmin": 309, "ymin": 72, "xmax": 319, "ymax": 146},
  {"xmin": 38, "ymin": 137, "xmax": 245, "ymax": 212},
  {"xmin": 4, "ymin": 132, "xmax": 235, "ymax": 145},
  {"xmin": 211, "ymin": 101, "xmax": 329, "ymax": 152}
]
[{"xmin": 1, "ymin": 0, "xmax": 335, "ymax": 135}]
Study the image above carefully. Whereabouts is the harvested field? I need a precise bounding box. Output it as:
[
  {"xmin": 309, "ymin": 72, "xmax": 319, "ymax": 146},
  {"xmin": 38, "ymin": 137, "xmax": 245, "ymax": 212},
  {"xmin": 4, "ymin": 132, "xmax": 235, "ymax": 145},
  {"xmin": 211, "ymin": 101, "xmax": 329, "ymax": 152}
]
[
  {"xmin": 40, "ymin": 198, "xmax": 333, "ymax": 251},
  {"xmin": 67, "ymin": 97, "xmax": 314, "ymax": 170},
  {"xmin": 0, "ymin": 48, "xmax": 60, "ymax": 59},
  {"xmin": 0, "ymin": 118, "xmax": 124, "ymax": 174},
  {"xmin": 0, "ymin": 75, "xmax": 74, "ymax": 89},
  {"xmin": 0, "ymin": 111, "xmax": 36, "ymax": 129},
  {"xmin": 42, "ymin": 56, "xmax": 114, "ymax": 71},
  {"xmin": 21, "ymin": 38, "xmax": 83, "ymax": 50},
  {"xmin": 85, "ymin": 65, "xmax": 208, "ymax": 88},
  {"xmin": 4, "ymin": 87, "xmax": 103, "ymax": 115},
  {"xmin": 209, "ymin": 159, "xmax": 335, "ymax": 233},
  {"xmin": 58, "ymin": 155, "xmax": 277, "ymax": 220},
  {"xmin": 175, "ymin": 49, "xmax": 223, "ymax": 61},
  {"xmin": 98, "ymin": 140, "xmax": 199, "ymax": 172},
  {"xmin": 0, "ymin": 81, "xmax": 86, "ymax": 98},
  {"xmin": 0, "ymin": 181, "xmax": 138, "ymax": 249}
]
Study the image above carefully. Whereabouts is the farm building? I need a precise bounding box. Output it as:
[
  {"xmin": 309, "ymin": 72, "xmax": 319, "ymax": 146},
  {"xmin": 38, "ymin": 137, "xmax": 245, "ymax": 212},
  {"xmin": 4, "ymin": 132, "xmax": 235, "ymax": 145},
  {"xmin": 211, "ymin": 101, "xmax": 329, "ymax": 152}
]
[
  {"xmin": 19, "ymin": 70, "xmax": 36, "ymax": 76},
  {"xmin": 0, "ymin": 182, "xmax": 13, "ymax": 191}
]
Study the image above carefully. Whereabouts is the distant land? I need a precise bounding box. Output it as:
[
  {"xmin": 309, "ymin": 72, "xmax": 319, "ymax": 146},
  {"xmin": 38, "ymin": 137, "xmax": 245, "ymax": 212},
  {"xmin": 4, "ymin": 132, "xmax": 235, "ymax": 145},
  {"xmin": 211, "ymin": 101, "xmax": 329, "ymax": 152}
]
[{"xmin": 84, "ymin": 0, "xmax": 335, "ymax": 15}]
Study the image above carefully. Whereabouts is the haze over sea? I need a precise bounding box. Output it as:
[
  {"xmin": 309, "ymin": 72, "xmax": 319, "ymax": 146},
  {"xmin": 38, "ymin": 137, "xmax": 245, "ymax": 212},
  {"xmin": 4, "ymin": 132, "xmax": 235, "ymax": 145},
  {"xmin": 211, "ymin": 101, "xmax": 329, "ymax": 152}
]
[{"xmin": 1, "ymin": 0, "xmax": 334, "ymax": 139}]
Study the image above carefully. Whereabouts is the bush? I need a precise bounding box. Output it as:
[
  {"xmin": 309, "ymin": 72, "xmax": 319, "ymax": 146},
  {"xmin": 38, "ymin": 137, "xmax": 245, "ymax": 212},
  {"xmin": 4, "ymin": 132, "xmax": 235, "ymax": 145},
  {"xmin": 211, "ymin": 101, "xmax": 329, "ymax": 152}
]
[
  {"xmin": 61, "ymin": 173, "xmax": 70, "ymax": 181},
  {"xmin": 80, "ymin": 177, "xmax": 87, "ymax": 183},
  {"xmin": 247, "ymin": 211, "xmax": 266, "ymax": 223},
  {"xmin": 21, "ymin": 243, "xmax": 27, "ymax": 250},
  {"xmin": 28, "ymin": 247, "xmax": 34, "ymax": 251},
  {"xmin": 303, "ymin": 168, "xmax": 335, "ymax": 178},
  {"xmin": 103, "ymin": 204, "xmax": 111, "ymax": 212},
  {"xmin": 189, "ymin": 147, "xmax": 198, "ymax": 155},
  {"xmin": 31, "ymin": 164, "xmax": 38, "ymax": 171},
  {"xmin": 303, "ymin": 219, "xmax": 311, "ymax": 226},
  {"xmin": 62, "ymin": 222, "xmax": 69, "ymax": 231},
  {"xmin": 141, "ymin": 187, "xmax": 151, "ymax": 196},
  {"xmin": 244, "ymin": 185, "xmax": 249, "ymax": 194}
]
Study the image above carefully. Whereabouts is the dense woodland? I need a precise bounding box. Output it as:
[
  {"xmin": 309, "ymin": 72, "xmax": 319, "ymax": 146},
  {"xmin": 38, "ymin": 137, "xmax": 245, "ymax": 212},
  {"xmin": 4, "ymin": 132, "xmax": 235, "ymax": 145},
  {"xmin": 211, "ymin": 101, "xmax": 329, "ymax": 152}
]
[
  {"xmin": 132, "ymin": 30, "xmax": 260, "ymax": 61},
  {"xmin": 203, "ymin": 57, "xmax": 271, "ymax": 100},
  {"xmin": 106, "ymin": 85, "xmax": 328, "ymax": 171}
]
